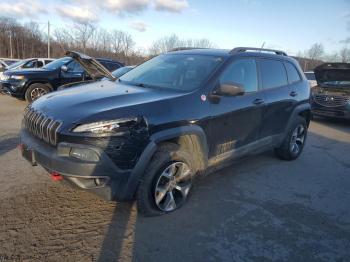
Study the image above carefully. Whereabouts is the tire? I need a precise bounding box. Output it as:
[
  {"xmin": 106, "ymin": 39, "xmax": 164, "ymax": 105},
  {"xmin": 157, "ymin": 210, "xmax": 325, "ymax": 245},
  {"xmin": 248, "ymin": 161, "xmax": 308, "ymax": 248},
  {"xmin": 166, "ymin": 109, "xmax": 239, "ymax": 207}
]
[
  {"xmin": 274, "ymin": 116, "xmax": 308, "ymax": 161},
  {"xmin": 137, "ymin": 143, "xmax": 195, "ymax": 216},
  {"xmin": 25, "ymin": 83, "xmax": 51, "ymax": 102}
]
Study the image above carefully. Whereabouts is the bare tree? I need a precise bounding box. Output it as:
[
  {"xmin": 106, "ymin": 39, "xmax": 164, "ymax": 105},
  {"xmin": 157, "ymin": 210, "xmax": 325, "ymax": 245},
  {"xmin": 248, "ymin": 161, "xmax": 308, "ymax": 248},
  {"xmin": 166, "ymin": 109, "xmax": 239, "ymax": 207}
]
[
  {"xmin": 339, "ymin": 47, "xmax": 350, "ymax": 62},
  {"xmin": 149, "ymin": 34, "xmax": 215, "ymax": 55},
  {"xmin": 307, "ymin": 43, "xmax": 324, "ymax": 61},
  {"xmin": 73, "ymin": 22, "xmax": 95, "ymax": 53}
]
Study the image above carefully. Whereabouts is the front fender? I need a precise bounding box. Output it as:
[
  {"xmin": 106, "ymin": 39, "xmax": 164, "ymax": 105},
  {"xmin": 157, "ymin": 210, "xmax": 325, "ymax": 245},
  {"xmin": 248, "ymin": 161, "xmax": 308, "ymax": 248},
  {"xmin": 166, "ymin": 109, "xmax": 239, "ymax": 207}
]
[{"xmin": 122, "ymin": 125, "xmax": 209, "ymax": 200}]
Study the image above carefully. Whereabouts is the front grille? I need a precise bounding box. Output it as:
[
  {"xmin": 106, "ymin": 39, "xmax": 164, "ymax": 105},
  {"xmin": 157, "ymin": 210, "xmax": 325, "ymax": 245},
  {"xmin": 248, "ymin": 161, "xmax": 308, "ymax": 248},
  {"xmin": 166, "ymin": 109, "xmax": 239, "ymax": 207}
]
[
  {"xmin": 23, "ymin": 107, "xmax": 62, "ymax": 146},
  {"xmin": 314, "ymin": 94, "xmax": 350, "ymax": 107}
]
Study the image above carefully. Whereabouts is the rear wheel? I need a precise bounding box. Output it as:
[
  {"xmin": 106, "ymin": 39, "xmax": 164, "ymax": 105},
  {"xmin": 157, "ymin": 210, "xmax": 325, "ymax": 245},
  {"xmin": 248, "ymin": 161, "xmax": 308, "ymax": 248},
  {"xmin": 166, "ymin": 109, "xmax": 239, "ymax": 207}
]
[
  {"xmin": 274, "ymin": 117, "xmax": 308, "ymax": 160},
  {"xmin": 137, "ymin": 143, "xmax": 195, "ymax": 216},
  {"xmin": 25, "ymin": 83, "xmax": 51, "ymax": 102}
]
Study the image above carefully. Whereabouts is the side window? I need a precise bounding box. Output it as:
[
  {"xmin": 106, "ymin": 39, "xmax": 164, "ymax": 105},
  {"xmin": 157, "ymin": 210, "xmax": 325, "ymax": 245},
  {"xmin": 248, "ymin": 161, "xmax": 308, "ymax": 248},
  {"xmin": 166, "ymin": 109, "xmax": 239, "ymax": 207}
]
[
  {"xmin": 44, "ymin": 60, "xmax": 52, "ymax": 65},
  {"xmin": 37, "ymin": 61, "xmax": 44, "ymax": 68},
  {"xmin": 22, "ymin": 60, "xmax": 36, "ymax": 68},
  {"xmin": 67, "ymin": 61, "xmax": 84, "ymax": 72},
  {"xmin": 219, "ymin": 59, "xmax": 258, "ymax": 93},
  {"xmin": 260, "ymin": 59, "xmax": 288, "ymax": 89},
  {"xmin": 101, "ymin": 62, "xmax": 121, "ymax": 72},
  {"xmin": 284, "ymin": 62, "xmax": 301, "ymax": 84}
]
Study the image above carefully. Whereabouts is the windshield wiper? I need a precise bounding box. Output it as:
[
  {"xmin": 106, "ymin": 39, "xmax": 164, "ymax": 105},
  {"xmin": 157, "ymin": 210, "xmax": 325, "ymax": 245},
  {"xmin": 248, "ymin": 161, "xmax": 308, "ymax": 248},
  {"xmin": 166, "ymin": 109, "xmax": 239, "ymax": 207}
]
[{"xmin": 119, "ymin": 79, "xmax": 155, "ymax": 88}]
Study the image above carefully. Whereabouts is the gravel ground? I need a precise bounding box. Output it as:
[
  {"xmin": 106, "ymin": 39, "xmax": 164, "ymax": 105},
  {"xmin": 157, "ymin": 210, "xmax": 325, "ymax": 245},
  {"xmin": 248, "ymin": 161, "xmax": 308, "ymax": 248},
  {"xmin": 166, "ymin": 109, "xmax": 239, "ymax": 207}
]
[{"xmin": 0, "ymin": 94, "xmax": 349, "ymax": 262}]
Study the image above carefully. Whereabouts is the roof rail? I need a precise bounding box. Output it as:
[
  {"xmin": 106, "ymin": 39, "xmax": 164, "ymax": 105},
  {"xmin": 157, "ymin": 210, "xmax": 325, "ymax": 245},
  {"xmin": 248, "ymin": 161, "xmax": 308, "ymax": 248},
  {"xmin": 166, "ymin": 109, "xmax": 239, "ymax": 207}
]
[
  {"xmin": 169, "ymin": 47, "xmax": 207, "ymax": 52},
  {"xmin": 230, "ymin": 47, "xmax": 288, "ymax": 56}
]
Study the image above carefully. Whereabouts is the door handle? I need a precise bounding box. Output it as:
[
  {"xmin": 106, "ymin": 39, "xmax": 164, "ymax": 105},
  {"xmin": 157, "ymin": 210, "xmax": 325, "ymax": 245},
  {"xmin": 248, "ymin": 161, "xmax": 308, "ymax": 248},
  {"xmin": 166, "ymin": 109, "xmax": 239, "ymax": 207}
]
[
  {"xmin": 252, "ymin": 98, "xmax": 265, "ymax": 105},
  {"xmin": 290, "ymin": 91, "xmax": 298, "ymax": 97}
]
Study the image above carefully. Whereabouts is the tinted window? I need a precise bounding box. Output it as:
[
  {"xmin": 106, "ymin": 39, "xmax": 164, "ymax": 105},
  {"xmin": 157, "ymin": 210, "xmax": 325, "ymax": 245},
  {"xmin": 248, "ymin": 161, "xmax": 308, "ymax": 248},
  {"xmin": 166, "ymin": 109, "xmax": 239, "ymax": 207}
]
[
  {"xmin": 22, "ymin": 60, "xmax": 37, "ymax": 69},
  {"xmin": 260, "ymin": 59, "xmax": 288, "ymax": 89},
  {"xmin": 101, "ymin": 62, "xmax": 121, "ymax": 72},
  {"xmin": 219, "ymin": 59, "xmax": 258, "ymax": 92},
  {"xmin": 44, "ymin": 60, "xmax": 53, "ymax": 65},
  {"xmin": 285, "ymin": 62, "xmax": 301, "ymax": 83},
  {"xmin": 37, "ymin": 61, "xmax": 44, "ymax": 68},
  {"xmin": 120, "ymin": 54, "xmax": 223, "ymax": 91},
  {"xmin": 43, "ymin": 57, "xmax": 72, "ymax": 70},
  {"xmin": 67, "ymin": 61, "xmax": 84, "ymax": 72}
]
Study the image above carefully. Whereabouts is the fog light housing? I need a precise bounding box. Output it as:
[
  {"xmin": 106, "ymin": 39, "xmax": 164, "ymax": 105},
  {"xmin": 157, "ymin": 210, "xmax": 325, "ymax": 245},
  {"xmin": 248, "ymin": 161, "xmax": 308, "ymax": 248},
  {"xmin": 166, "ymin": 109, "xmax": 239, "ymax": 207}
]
[{"xmin": 70, "ymin": 148, "xmax": 99, "ymax": 162}]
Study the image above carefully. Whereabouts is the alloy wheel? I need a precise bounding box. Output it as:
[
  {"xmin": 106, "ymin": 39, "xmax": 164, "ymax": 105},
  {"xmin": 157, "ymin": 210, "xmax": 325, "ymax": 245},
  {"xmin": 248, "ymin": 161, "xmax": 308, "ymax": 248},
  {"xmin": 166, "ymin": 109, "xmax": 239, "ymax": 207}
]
[
  {"xmin": 154, "ymin": 162, "xmax": 192, "ymax": 212},
  {"xmin": 30, "ymin": 87, "xmax": 47, "ymax": 101},
  {"xmin": 290, "ymin": 124, "xmax": 306, "ymax": 155}
]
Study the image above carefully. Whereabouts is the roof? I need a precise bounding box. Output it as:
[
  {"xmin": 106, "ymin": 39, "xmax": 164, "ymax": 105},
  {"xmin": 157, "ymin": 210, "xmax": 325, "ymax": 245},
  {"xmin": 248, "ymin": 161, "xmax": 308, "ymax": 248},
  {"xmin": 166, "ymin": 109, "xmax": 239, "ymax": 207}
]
[
  {"xmin": 96, "ymin": 57, "xmax": 123, "ymax": 64},
  {"xmin": 167, "ymin": 48, "xmax": 297, "ymax": 64}
]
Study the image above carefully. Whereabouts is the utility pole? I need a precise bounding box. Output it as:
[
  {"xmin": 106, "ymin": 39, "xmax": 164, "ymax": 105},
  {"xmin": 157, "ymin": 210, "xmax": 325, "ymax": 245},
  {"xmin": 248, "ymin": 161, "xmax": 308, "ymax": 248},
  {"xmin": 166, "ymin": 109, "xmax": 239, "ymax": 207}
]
[
  {"xmin": 47, "ymin": 21, "xmax": 51, "ymax": 58},
  {"xmin": 9, "ymin": 32, "xmax": 13, "ymax": 59}
]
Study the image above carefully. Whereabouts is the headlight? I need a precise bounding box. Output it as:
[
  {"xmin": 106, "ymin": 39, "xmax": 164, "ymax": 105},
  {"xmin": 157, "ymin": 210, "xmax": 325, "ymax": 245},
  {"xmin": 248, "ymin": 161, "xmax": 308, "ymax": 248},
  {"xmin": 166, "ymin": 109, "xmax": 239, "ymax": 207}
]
[
  {"xmin": 10, "ymin": 75, "xmax": 25, "ymax": 80},
  {"xmin": 72, "ymin": 118, "xmax": 138, "ymax": 135}
]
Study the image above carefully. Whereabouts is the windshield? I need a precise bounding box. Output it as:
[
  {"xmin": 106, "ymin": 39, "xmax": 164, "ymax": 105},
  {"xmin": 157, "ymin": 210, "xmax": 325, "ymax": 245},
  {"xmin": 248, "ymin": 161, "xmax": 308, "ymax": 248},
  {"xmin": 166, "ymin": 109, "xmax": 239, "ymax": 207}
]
[
  {"xmin": 7, "ymin": 59, "xmax": 29, "ymax": 70},
  {"xmin": 119, "ymin": 54, "xmax": 223, "ymax": 91},
  {"xmin": 111, "ymin": 66, "xmax": 134, "ymax": 78},
  {"xmin": 3, "ymin": 59, "xmax": 18, "ymax": 66},
  {"xmin": 43, "ymin": 57, "xmax": 72, "ymax": 70}
]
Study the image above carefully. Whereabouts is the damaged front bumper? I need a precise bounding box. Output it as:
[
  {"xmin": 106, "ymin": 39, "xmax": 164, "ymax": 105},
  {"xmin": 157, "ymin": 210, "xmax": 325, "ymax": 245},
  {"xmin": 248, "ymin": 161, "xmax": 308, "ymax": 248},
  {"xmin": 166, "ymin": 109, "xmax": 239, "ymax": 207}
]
[{"xmin": 20, "ymin": 129, "xmax": 157, "ymax": 201}]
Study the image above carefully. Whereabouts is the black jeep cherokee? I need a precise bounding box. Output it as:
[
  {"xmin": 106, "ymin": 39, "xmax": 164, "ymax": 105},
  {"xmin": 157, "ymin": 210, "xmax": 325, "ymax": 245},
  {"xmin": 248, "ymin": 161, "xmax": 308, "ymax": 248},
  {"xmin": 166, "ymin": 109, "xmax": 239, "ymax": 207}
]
[
  {"xmin": 311, "ymin": 63, "xmax": 350, "ymax": 119},
  {"xmin": 0, "ymin": 52, "xmax": 123, "ymax": 102},
  {"xmin": 19, "ymin": 47, "xmax": 311, "ymax": 216}
]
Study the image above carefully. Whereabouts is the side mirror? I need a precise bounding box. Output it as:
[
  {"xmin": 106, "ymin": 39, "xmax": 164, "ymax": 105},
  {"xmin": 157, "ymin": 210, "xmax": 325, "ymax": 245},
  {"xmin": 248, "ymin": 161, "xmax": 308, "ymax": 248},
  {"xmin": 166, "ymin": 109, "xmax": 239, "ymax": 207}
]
[
  {"xmin": 214, "ymin": 82, "xmax": 245, "ymax": 96},
  {"xmin": 61, "ymin": 65, "xmax": 68, "ymax": 72}
]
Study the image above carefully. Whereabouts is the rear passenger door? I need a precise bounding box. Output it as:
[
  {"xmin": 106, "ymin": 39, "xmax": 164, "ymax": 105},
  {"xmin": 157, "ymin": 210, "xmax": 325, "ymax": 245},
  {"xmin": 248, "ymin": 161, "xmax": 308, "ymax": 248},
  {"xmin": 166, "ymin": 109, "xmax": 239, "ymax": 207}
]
[{"xmin": 258, "ymin": 59, "xmax": 294, "ymax": 139}]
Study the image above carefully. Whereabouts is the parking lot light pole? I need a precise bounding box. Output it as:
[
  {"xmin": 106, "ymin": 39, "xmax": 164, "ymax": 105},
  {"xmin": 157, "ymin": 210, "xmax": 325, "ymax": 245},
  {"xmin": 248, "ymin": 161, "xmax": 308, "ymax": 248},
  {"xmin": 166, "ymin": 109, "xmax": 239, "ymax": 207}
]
[
  {"xmin": 6, "ymin": 31, "xmax": 13, "ymax": 59},
  {"xmin": 48, "ymin": 21, "xmax": 51, "ymax": 59}
]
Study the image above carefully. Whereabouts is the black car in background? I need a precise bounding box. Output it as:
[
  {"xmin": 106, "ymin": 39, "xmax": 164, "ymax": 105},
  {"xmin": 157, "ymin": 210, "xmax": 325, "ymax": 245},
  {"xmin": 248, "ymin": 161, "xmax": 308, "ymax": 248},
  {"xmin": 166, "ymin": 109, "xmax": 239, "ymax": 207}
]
[
  {"xmin": 0, "ymin": 52, "xmax": 123, "ymax": 102},
  {"xmin": 311, "ymin": 63, "xmax": 350, "ymax": 120},
  {"xmin": 20, "ymin": 47, "xmax": 311, "ymax": 216}
]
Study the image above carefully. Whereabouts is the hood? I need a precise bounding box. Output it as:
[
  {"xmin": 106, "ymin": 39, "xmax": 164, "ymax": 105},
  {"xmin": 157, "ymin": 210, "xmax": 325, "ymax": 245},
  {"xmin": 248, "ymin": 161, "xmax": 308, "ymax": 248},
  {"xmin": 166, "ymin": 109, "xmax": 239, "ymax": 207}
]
[
  {"xmin": 4, "ymin": 68, "xmax": 52, "ymax": 76},
  {"xmin": 66, "ymin": 51, "xmax": 115, "ymax": 80},
  {"xmin": 30, "ymin": 80, "xmax": 184, "ymax": 129},
  {"xmin": 314, "ymin": 63, "xmax": 350, "ymax": 85}
]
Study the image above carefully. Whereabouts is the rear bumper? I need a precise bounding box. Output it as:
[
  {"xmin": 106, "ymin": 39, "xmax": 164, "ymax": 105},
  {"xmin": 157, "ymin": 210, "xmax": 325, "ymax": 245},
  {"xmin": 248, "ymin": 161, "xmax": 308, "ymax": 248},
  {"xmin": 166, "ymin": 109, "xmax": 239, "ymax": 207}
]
[
  {"xmin": 20, "ymin": 129, "xmax": 156, "ymax": 201},
  {"xmin": 311, "ymin": 101, "xmax": 350, "ymax": 120}
]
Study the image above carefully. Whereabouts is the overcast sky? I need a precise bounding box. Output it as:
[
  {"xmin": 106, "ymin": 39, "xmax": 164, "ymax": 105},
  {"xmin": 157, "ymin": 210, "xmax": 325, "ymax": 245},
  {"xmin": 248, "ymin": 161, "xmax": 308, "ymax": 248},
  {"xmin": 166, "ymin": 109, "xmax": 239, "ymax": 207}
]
[{"xmin": 1, "ymin": 0, "xmax": 350, "ymax": 55}]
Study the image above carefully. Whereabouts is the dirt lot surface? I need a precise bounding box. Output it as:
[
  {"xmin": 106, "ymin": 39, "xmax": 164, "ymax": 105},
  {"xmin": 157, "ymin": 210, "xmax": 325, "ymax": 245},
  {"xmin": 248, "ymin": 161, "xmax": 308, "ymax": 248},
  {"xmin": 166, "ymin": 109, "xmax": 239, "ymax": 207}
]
[{"xmin": 0, "ymin": 94, "xmax": 349, "ymax": 262}]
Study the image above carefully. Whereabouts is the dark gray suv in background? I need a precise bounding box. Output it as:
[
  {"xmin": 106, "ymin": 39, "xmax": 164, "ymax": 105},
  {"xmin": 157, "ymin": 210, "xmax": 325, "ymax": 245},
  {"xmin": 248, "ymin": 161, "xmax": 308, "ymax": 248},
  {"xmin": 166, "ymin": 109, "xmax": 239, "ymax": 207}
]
[{"xmin": 20, "ymin": 47, "xmax": 311, "ymax": 216}]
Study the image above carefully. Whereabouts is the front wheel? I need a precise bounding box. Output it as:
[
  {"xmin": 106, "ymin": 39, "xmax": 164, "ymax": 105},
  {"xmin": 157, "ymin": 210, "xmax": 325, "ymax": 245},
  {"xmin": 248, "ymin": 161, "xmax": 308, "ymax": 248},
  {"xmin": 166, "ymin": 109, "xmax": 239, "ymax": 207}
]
[
  {"xmin": 274, "ymin": 117, "xmax": 308, "ymax": 160},
  {"xmin": 25, "ymin": 83, "xmax": 51, "ymax": 102},
  {"xmin": 137, "ymin": 143, "xmax": 195, "ymax": 216}
]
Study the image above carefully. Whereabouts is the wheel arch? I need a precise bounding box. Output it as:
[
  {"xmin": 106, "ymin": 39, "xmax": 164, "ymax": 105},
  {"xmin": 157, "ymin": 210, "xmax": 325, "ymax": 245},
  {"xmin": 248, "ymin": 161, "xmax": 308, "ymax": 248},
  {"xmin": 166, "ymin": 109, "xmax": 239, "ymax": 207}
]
[
  {"xmin": 123, "ymin": 125, "xmax": 209, "ymax": 200},
  {"xmin": 150, "ymin": 125, "xmax": 209, "ymax": 173},
  {"xmin": 286, "ymin": 102, "xmax": 312, "ymax": 132},
  {"xmin": 25, "ymin": 80, "xmax": 54, "ymax": 92}
]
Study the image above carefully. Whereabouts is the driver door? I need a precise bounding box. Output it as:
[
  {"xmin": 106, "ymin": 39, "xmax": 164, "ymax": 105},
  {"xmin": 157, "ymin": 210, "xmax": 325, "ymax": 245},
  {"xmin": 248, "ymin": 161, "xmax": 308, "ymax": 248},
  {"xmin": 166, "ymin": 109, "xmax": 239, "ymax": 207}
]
[
  {"xmin": 207, "ymin": 58, "xmax": 265, "ymax": 160},
  {"xmin": 60, "ymin": 61, "xmax": 85, "ymax": 86}
]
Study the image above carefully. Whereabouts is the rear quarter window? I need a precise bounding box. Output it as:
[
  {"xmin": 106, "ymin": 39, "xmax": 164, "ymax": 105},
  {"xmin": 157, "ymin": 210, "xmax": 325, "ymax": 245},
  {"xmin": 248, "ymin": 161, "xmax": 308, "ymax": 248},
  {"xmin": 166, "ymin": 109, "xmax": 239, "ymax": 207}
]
[
  {"xmin": 284, "ymin": 62, "xmax": 301, "ymax": 83},
  {"xmin": 260, "ymin": 59, "xmax": 288, "ymax": 89}
]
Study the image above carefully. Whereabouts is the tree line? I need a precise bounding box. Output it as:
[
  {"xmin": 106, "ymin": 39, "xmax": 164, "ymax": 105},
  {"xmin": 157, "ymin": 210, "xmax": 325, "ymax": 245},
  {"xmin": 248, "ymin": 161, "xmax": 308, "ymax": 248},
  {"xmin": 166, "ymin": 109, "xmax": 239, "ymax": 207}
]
[{"xmin": 0, "ymin": 16, "xmax": 349, "ymax": 70}]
